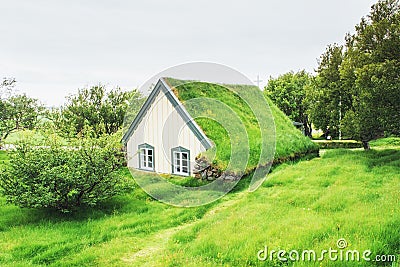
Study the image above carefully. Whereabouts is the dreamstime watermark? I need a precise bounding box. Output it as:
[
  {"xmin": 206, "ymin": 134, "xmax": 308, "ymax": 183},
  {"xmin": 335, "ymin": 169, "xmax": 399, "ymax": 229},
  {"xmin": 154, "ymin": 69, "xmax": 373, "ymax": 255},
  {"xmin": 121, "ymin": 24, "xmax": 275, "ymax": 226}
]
[
  {"xmin": 257, "ymin": 238, "xmax": 397, "ymax": 263},
  {"xmin": 123, "ymin": 62, "xmax": 276, "ymax": 207}
]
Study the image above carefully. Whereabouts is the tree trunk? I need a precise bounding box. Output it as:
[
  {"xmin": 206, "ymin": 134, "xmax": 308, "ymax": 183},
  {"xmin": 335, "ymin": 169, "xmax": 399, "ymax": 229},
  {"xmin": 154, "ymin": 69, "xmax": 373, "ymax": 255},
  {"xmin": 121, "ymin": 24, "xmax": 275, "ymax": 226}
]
[
  {"xmin": 362, "ymin": 140, "xmax": 370, "ymax": 150},
  {"xmin": 1, "ymin": 131, "xmax": 11, "ymax": 148},
  {"xmin": 304, "ymin": 123, "xmax": 310, "ymax": 137},
  {"xmin": 303, "ymin": 116, "xmax": 313, "ymax": 138}
]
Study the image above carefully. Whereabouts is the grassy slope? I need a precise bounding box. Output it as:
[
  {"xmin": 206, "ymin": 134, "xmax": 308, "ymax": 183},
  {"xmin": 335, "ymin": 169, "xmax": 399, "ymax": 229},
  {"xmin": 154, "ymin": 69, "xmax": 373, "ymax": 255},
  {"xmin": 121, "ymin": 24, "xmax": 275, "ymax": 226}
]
[
  {"xmin": 0, "ymin": 153, "xmax": 212, "ymax": 266},
  {"xmin": 167, "ymin": 79, "xmax": 318, "ymax": 172},
  {"xmin": 148, "ymin": 145, "xmax": 400, "ymax": 266},
  {"xmin": 0, "ymin": 141, "xmax": 398, "ymax": 266},
  {"xmin": 268, "ymin": 98, "xmax": 319, "ymax": 161},
  {"xmin": 0, "ymin": 169, "xmax": 213, "ymax": 266}
]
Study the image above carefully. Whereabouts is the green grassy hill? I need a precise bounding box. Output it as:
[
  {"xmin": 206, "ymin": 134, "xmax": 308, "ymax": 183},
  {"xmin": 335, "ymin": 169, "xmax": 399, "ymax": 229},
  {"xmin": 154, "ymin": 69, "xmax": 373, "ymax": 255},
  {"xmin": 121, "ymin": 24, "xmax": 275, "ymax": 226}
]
[
  {"xmin": 0, "ymin": 141, "xmax": 398, "ymax": 266},
  {"xmin": 155, "ymin": 147, "xmax": 400, "ymax": 266},
  {"xmin": 268, "ymin": 97, "xmax": 319, "ymax": 162},
  {"xmin": 166, "ymin": 78, "xmax": 318, "ymax": 173}
]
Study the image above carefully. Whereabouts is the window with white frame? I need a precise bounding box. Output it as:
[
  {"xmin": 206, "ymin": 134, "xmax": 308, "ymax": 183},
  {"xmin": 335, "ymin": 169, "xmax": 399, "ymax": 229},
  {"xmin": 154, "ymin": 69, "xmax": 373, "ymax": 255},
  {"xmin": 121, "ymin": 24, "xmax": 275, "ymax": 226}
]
[
  {"xmin": 172, "ymin": 147, "xmax": 190, "ymax": 176},
  {"xmin": 138, "ymin": 144, "xmax": 154, "ymax": 171}
]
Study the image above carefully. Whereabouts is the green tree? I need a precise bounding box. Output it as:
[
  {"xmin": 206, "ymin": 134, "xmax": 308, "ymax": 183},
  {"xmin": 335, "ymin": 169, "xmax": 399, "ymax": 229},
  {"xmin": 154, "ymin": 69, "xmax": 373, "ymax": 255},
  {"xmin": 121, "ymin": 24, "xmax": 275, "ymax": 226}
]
[
  {"xmin": 264, "ymin": 70, "xmax": 313, "ymax": 137},
  {"xmin": 0, "ymin": 133, "xmax": 129, "ymax": 212},
  {"xmin": 0, "ymin": 79, "xmax": 43, "ymax": 145},
  {"xmin": 53, "ymin": 85, "xmax": 145, "ymax": 137},
  {"xmin": 307, "ymin": 44, "xmax": 351, "ymax": 139},
  {"xmin": 341, "ymin": 0, "xmax": 400, "ymax": 148}
]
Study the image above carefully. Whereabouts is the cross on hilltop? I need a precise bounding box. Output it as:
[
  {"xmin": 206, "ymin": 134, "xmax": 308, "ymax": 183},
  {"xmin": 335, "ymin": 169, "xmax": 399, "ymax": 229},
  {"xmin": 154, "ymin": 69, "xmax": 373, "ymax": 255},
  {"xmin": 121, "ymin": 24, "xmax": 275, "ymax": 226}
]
[{"xmin": 254, "ymin": 75, "xmax": 263, "ymax": 89}]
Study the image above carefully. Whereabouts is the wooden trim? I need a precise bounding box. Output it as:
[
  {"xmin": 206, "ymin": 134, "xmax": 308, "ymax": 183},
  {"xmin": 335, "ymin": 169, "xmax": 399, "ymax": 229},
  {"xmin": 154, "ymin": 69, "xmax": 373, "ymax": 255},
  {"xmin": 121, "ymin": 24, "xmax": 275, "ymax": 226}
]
[
  {"xmin": 138, "ymin": 143, "xmax": 155, "ymax": 172},
  {"xmin": 122, "ymin": 78, "xmax": 213, "ymax": 150},
  {"xmin": 171, "ymin": 146, "xmax": 191, "ymax": 176}
]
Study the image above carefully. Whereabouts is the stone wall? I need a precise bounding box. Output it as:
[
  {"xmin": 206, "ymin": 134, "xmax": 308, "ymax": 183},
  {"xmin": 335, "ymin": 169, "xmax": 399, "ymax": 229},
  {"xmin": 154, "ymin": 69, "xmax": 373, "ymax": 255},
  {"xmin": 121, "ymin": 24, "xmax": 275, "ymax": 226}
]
[{"xmin": 193, "ymin": 157, "xmax": 240, "ymax": 181}]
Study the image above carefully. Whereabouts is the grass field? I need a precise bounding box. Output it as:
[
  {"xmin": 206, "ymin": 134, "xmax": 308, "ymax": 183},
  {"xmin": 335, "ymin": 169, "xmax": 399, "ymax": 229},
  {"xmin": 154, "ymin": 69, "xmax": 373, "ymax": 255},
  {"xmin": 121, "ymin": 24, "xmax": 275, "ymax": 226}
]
[
  {"xmin": 0, "ymin": 140, "xmax": 398, "ymax": 266},
  {"xmin": 371, "ymin": 137, "xmax": 400, "ymax": 148},
  {"xmin": 155, "ymin": 147, "xmax": 400, "ymax": 266}
]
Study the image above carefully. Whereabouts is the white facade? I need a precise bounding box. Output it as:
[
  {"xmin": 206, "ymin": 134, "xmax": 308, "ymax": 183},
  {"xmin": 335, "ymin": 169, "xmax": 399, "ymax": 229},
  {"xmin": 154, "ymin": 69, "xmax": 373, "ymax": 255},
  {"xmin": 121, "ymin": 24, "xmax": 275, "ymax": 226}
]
[{"xmin": 125, "ymin": 79, "xmax": 210, "ymax": 176}]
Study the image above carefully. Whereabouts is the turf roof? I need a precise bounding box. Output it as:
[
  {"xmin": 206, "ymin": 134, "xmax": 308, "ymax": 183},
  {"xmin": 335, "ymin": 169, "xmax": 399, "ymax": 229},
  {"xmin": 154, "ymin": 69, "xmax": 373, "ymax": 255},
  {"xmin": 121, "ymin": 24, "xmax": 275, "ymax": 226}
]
[{"xmin": 164, "ymin": 78, "xmax": 318, "ymax": 173}]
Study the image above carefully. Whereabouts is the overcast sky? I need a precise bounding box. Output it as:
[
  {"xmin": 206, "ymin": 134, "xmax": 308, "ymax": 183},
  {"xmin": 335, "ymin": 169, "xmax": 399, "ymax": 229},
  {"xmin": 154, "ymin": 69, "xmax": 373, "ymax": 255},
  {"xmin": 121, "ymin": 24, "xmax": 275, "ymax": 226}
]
[{"xmin": 1, "ymin": 0, "xmax": 376, "ymax": 106}]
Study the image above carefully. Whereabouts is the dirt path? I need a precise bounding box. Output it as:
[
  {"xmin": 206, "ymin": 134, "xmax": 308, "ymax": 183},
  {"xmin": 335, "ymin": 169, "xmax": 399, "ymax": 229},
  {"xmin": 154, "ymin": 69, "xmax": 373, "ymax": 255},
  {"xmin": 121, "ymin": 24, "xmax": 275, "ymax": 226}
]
[
  {"xmin": 121, "ymin": 192, "xmax": 245, "ymax": 266},
  {"xmin": 120, "ymin": 223, "xmax": 192, "ymax": 266}
]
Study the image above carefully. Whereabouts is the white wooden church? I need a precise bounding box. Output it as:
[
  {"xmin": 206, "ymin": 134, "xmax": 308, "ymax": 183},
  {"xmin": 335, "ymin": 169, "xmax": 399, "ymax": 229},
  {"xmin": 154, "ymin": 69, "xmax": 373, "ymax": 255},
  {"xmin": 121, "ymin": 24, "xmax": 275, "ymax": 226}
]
[{"xmin": 122, "ymin": 78, "xmax": 213, "ymax": 176}]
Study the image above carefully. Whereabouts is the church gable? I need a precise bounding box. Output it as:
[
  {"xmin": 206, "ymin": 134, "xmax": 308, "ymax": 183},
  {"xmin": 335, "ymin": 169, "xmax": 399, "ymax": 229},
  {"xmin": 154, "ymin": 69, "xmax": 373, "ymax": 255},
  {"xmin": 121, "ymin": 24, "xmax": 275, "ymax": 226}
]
[{"xmin": 124, "ymin": 78, "xmax": 212, "ymax": 176}]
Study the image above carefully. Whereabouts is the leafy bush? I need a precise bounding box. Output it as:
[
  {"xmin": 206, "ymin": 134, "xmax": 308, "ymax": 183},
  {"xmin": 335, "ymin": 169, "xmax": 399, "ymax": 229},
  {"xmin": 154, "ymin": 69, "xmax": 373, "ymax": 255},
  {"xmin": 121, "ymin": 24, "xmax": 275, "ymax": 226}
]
[
  {"xmin": 49, "ymin": 85, "xmax": 145, "ymax": 138},
  {"xmin": 0, "ymin": 134, "xmax": 129, "ymax": 212}
]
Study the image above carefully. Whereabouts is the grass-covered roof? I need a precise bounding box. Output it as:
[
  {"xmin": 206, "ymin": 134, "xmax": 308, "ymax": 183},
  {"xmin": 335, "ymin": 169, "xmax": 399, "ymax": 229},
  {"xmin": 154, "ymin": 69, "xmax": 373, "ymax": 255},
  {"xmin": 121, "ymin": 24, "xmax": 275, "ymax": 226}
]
[{"xmin": 165, "ymin": 78, "xmax": 318, "ymax": 174}]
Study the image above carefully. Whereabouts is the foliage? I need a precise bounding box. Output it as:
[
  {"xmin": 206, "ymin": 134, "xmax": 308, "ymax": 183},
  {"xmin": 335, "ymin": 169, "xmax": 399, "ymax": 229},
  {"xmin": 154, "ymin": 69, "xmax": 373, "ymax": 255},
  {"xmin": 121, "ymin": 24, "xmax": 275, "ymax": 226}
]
[
  {"xmin": 341, "ymin": 0, "xmax": 400, "ymax": 148},
  {"xmin": 51, "ymin": 85, "xmax": 145, "ymax": 138},
  {"xmin": 265, "ymin": 70, "xmax": 313, "ymax": 137},
  {"xmin": 307, "ymin": 44, "xmax": 349, "ymax": 139},
  {"xmin": 0, "ymin": 133, "xmax": 129, "ymax": 212},
  {"xmin": 342, "ymin": 59, "xmax": 400, "ymax": 145},
  {"xmin": 0, "ymin": 78, "xmax": 43, "ymax": 146},
  {"xmin": 310, "ymin": 0, "xmax": 400, "ymax": 148},
  {"xmin": 0, "ymin": 147, "xmax": 398, "ymax": 265},
  {"xmin": 0, "ymin": 151, "xmax": 8, "ymax": 166}
]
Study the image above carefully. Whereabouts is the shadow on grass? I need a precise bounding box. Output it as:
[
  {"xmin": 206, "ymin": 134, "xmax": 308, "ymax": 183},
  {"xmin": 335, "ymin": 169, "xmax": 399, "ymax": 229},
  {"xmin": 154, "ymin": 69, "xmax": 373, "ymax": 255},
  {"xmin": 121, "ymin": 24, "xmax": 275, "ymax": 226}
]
[
  {"xmin": 323, "ymin": 147, "xmax": 400, "ymax": 169},
  {"xmin": 363, "ymin": 148, "xmax": 400, "ymax": 169},
  {"xmin": 0, "ymin": 192, "xmax": 149, "ymax": 230}
]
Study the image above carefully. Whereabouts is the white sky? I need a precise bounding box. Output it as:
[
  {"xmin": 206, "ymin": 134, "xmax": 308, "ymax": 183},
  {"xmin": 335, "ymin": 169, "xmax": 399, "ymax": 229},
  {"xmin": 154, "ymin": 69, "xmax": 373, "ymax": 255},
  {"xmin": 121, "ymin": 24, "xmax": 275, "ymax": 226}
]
[{"xmin": 1, "ymin": 0, "xmax": 376, "ymax": 107}]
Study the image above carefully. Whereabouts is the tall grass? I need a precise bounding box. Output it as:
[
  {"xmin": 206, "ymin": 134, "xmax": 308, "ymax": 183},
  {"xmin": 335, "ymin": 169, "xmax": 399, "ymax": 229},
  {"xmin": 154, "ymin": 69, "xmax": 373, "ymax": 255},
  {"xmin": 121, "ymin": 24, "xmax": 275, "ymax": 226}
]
[
  {"xmin": 0, "ymin": 147, "xmax": 398, "ymax": 266},
  {"xmin": 370, "ymin": 137, "xmax": 400, "ymax": 147},
  {"xmin": 0, "ymin": 167, "xmax": 214, "ymax": 266},
  {"xmin": 150, "ymin": 148, "xmax": 400, "ymax": 266}
]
